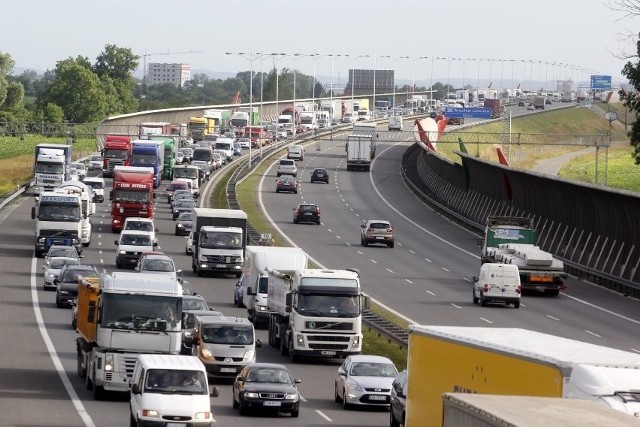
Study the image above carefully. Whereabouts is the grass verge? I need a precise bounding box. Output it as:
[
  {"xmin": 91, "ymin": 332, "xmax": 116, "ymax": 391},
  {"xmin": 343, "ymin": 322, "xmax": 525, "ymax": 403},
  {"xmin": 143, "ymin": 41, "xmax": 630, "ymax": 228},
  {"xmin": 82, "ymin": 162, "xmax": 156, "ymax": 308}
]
[{"xmin": 559, "ymin": 145, "xmax": 640, "ymax": 191}]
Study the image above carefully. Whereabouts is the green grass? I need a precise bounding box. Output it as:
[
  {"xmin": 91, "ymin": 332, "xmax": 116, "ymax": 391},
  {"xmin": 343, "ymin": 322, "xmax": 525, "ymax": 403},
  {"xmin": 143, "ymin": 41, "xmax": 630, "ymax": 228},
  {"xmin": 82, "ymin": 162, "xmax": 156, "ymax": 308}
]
[
  {"xmin": 362, "ymin": 328, "xmax": 407, "ymax": 371},
  {"xmin": 559, "ymin": 145, "xmax": 640, "ymax": 191},
  {"xmin": 210, "ymin": 165, "xmax": 237, "ymax": 209}
]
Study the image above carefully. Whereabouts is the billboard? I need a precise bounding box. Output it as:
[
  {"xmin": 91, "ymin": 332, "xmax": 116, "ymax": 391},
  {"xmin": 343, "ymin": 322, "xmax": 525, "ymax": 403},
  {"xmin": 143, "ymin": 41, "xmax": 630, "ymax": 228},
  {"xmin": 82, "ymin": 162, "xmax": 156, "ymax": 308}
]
[
  {"xmin": 590, "ymin": 75, "xmax": 611, "ymax": 90},
  {"xmin": 443, "ymin": 107, "xmax": 492, "ymax": 119}
]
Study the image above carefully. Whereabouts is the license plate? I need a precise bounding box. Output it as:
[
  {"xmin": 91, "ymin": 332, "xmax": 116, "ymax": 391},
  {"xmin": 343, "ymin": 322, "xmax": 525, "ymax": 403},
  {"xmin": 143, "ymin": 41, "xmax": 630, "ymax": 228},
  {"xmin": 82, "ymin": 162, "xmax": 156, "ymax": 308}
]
[
  {"xmin": 220, "ymin": 367, "xmax": 236, "ymax": 373},
  {"xmin": 167, "ymin": 424, "xmax": 186, "ymax": 427},
  {"xmin": 284, "ymin": 183, "xmax": 290, "ymax": 186},
  {"xmin": 317, "ymin": 174, "xmax": 324, "ymax": 177},
  {"xmin": 215, "ymin": 264, "xmax": 226, "ymax": 269},
  {"xmin": 304, "ymin": 212, "xmax": 312, "ymax": 216},
  {"xmin": 369, "ymin": 395, "xmax": 386, "ymax": 401},
  {"xmin": 376, "ymin": 236, "xmax": 384, "ymax": 240},
  {"xmin": 321, "ymin": 350, "xmax": 336, "ymax": 356},
  {"xmin": 263, "ymin": 401, "xmax": 281, "ymax": 406}
]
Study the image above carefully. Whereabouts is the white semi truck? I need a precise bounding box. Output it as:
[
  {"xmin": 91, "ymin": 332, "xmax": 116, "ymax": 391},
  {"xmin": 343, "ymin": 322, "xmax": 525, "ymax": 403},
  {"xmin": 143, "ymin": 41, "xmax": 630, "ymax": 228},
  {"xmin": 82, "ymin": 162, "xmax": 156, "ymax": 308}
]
[
  {"xmin": 33, "ymin": 144, "xmax": 72, "ymax": 195},
  {"xmin": 242, "ymin": 246, "xmax": 308, "ymax": 327},
  {"xmin": 267, "ymin": 268, "xmax": 363, "ymax": 362},
  {"xmin": 58, "ymin": 182, "xmax": 95, "ymax": 247},
  {"xmin": 32, "ymin": 191, "xmax": 83, "ymax": 257},
  {"xmin": 75, "ymin": 273, "xmax": 183, "ymax": 399}
]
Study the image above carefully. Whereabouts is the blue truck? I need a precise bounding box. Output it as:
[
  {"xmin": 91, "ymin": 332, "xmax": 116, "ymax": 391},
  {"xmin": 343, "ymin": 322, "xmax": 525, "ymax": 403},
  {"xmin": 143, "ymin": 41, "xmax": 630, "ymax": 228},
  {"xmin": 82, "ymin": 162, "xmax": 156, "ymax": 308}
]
[{"xmin": 130, "ymin": 140, "xmax": 165, "ymax": 188}]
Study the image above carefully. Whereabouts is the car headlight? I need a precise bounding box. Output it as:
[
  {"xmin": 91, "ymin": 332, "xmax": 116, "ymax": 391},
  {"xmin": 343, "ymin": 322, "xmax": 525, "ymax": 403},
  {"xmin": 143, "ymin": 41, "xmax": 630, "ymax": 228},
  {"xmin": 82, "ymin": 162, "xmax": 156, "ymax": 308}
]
[
  {"xmin": 234, "ymin": 257, "xmax": 243, "ymax": 263},
  {"xmin": 142, "ymin": 409, "xmax": 160, "ymax": 417},
  {"xmin": 244, "ymin": 392, "xmax": 259, "ymax": 398},
  {"xmin": 193, "ymin": 412, "xmax": 211, "ymax": 420},
  {"xmin": 243, "ymin": 350, "xmax": 255, "ymax": 362},
  {"xmin": 347, "ymin": 382, "xmax": 364, "ymax": 392},
  {"xmin": 200, "ymin": 348, "xmax": 213, "ymax": 360},
  {"xmin": 285, "ymin": 392, "xmax": 299, "ymax": 400},
  {"xmin": 177, "ymin": 224, "xmax": 183, "ymax": 228},
  {"xmin": 58, "ymin": 290, "xmax": 69, "ymax": 295},
  {"xmin": 184, "ymin": 331, "xmax": 193, "ymax": 338},
  {"xmin": 257, "ymin": 305, "xmax": 268, "ymax": 312},
  {"xmin": 38, "ymin": 237, "xmax": 45, "ymax": 243},
  {"xmin": 46, "ymin": 272, "xmax": 55, "ymax": 279},
  {"xmin": 118, "ymin": 250, "xmax": 127, "ymax": 254}
]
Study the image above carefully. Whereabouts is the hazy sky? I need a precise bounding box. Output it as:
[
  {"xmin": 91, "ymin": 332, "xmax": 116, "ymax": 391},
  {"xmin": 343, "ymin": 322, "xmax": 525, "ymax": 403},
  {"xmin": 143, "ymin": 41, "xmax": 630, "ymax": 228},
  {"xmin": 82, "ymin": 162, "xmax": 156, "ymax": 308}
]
[{"xmin": 3, "ymin": 0, "xmax": 637, "ymax": 90}]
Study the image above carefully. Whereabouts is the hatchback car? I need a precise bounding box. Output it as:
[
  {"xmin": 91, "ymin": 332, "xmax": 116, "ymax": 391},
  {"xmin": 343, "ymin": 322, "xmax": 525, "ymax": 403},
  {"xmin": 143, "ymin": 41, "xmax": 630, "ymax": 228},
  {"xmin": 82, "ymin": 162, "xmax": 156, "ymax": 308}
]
[
  {"xmin": 88, "ymin": 154, "xmax": 103, "ymax": 171},
  {"xmin": 334, "ymin": 355, "xmax": 398, "ymax": 409},
  {"xmin": 390, "ymin": 369, "xmax": 408, "ymax": 427},
  {"xmin": 183, "ymin": 294, "xmax": 210, "ymax": 312},
  {"xmin": 82, "ymin": 177, "xmax": 105, "ymax": 203},
  {"xmin": 310, "ymin": 168, "xmax": 329, "ymax": 184},
  {"xmin": 293, "ymin": 203, "xmax": 320, "ymax": 225},
  {"xmin": 275, "ymin": 176, "xmax": 298, "ymax": 194},
  {"xmin": 361, "ymin": 220, "xmax": 395, "ymax": 248},
  {"xmin": 42, "ymin": 256, "xmax": 81, "ymax": 290},
  {"xmin": 233, "ymin": 363, "xmax": 301, "ymax": 417},
  {"xmin": 71, "ymin": 162, "xmax": 87, "ymax": 181},
  {"xmin": 173, "ymin": 199, "xmax": 197, "ymax": 220},
  {"xmin": 55, "ymin": 264, "xmax": 99, "ymax": 308},
  {"xmin": 175, "ymin": 212, "xmax": 193, "ymax": 236},
  {"xmin": 277, "ymin": 159, "xmax": 297, "ymax": 177},
  {"xmin": 237, "ymin": 137, "xmax": 251, "ymax": 149},
  {"xmin": 135, "ymin": 252, "xmax": 179, "ymax": 277},
  {"xmin": 44, "ymin": 245, "xmax": 81, "ymax": 266}
]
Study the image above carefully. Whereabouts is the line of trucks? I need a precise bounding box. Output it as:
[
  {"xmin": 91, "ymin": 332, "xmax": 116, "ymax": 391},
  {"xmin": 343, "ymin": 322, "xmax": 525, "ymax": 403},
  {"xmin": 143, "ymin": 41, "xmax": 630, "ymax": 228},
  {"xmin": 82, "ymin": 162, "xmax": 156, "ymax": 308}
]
[{"xmin": 405, "ymin": 325, "xmax": 640, "ymax": 426}]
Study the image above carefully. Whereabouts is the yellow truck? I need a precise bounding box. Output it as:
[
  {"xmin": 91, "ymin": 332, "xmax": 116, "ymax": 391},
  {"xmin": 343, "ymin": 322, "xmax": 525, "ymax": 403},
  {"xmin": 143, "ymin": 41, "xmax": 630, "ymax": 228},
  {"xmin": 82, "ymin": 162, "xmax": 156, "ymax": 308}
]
[{"xmin": 406, "ymin": 326, "xmax": 640, "ymax": 427}]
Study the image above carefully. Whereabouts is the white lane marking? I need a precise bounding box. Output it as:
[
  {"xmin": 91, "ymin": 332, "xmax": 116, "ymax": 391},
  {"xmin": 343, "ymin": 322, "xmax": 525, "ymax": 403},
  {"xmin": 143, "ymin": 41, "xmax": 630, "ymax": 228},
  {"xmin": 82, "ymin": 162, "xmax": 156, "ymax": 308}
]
[
  {"xmin": 316, "ymin": 410, "xmax": 332, "ymax": 422},
  {"xmin": 409, "ymin": 250, "xmax": 415, "ymax": 254},
  {"xmin": 397, "ymin": 242, "xmax": 402, "ymax": 246},
  {"xmin": 98, "ymin": 234, "xmax": 101, "ymax": 239},
  {"xmin": 102, "ymin": 268, "xmax": 107, "ymax": 274},
  {"xmin": 357, "ymin": 251, "xmax": 363, "ymax": 255},
  {"xmin": 426, "ymin": 290, "xmax": 436, "ymax": 296},
  {"xmin": 451, "ymin": 303, "xmax": 462, "ymax": 309},
  {"xmin": 462, "ymin": 277, "xmax": 472, "ymax": 282},
  {"xmin": 546, "ymin": 315, "xmax": 560, "ymax": 321},
  {"xmin": 299, "ymin": 395, "xmax": 308, "ymax": 403},
  {"xmin": 586, "ymin": 330, "xmax": 602, "ymax": 338},
  {"xmin": 100, "ymin": 259, "xmax": 104, "ymax": 264},
  {"xmin": 405, "ymin": 279, "xmax": 413, "ymax": 284},
  {"xmin": 336, "ymin": 236, "xmax": 341, "ymax": 240},
  {"xmin": 386, "ymin": 268, "xmax": 394, "ymax": 273},
  {"xmin": 631, "ymin": 348, "xmax": 640, "ymax": 354},
  {"xmin": 355, "ymin": 213, "xmax": 359, "ymax": 217},
  {"xmin": 346, "ymin": 243, "xmax": 351, "ymax": 247},
  {"xmin": 442, "ymin": 267, "xmax": 450, "ymax": 272},
  {"xmin": 480, "ymin": 317, "xmax": 493, "ymax": 324},
  {"xmin": 561, "ymin": 293, "xmax": 640, "ymax": 325},
  {"xmin": 327, "ymin": 229, "xmax": 332, "ymax": 232},
  {"xmin": 97, "ymin": 242, "xmax": 101, "ymax": 246},
  {"xmin": 98, "ymin": 250, "xmax": 102, "ymax": 255},
  {"xmin": 370, "ymin": 259, "xmax": 378, "ymax": 264},
  {"xmin": 31, "ymin": 256, "xmax": 96, "ymax": 427}
]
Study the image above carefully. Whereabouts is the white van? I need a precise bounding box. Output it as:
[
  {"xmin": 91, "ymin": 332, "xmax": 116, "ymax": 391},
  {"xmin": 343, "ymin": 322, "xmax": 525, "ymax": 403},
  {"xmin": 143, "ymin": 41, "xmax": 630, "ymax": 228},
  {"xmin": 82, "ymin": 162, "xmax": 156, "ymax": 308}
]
[
  {"xmin": 472, "ymin": 263, "xmax": 521, "ymax": 308},
  {"xmin": 122, "ymin": 217, "xmax": 158, "ymax": 245},
  {"xmin": 287, "ymin": 144, "xmax": 304, "ymax": 161},
  {"xmin": 130, "ymin": 354, "xmax": 219, "ymax": 427},
  {"xmin": 388, "ymin": 115, "xmax": 403, "ymax": 131}
]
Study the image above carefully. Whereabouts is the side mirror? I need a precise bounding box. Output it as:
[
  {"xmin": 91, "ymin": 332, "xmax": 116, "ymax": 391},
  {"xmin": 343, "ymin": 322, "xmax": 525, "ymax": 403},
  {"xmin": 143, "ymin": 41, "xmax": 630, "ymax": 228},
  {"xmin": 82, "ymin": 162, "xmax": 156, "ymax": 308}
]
[
  {"xmin": 153, "ymin": 242, "xmax": 158, "ymax": 247},
  {"xmin": 337, "ymin": 367, "xmax": 346, "ymax": 376},
  {"xmin": 209, "ymin": 385, "xmax": 220, "ymax": 398},
  {"xmin": 176, "ymin": 269, "xmax": 182, "ymax": 275},
  {"xmin": 473, "ymin": 276, "xmax": 479, "ymax": 282},
  {"xmin": 53, "ymin": 279, "xmax": 59, "ymax": 286},
  {"xmin": 31, "ymin": 206, "xmax": 36, "ymax": 220},
  {"xmin": 41, "ymin": 265, "xmax": 46, "ymax": 270},
  {"xmin": 294, "ymin": 379, "xmax": 301, "ymax": 384},
  {"xmin": 131, "ymin": 384, "xmax": 140, "ymax": 394},
  {"xmin": 114, "ymin": 240, "xmax": 119, "ymax": 245},
  {"xmin": 235, "ymin": 375, "xmax": 245, "ymax": 383},
  {"xmin": 255, "ymin": 339, "xmax": 262, "ymax": 348}
]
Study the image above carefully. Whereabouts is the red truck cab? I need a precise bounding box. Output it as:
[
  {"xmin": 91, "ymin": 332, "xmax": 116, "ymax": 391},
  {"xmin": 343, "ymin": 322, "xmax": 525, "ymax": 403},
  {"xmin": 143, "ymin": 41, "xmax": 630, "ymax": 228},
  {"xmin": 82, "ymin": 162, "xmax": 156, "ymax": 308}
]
[
  {"xmin": 111, "ymin": 167, "xmax": 154, "ymax": 232},
  {"xmin": 102, "ymin": 134, "xmax": 133, "ymax": 177}
]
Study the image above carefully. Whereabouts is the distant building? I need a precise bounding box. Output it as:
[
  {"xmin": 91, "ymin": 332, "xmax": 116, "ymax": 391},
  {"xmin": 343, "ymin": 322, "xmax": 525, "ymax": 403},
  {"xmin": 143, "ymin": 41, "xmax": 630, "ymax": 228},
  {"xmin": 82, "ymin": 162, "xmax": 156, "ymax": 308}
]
[
  {"xmin": 147, "ymin": 63, "xmax": 191, "ymax": 87},
  {"xmin": 346, "ymin": 69, "xmax": 394, "ymax": 96}
]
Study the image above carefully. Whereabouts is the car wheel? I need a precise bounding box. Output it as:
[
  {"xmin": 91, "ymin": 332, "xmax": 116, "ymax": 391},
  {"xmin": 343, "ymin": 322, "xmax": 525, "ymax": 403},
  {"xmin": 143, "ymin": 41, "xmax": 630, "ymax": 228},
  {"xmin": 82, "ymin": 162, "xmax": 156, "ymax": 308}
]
[
  {"xmin": 472, "ymin": 289, "xmax": 479, "ymax": 304},
  {"xmin": 363, "ymin": 239, "xmax": 368, "ymax": 247},
  {"xmin": 129, "ymin": 412, "xmax": 137, "ymax": 427},
  {"xmin": 294, "ymin": 190, "xmax": 297, "ymax": 194},
  {"xmin": 276, "ymin": 189, "xmax": 279, "ymax": 193},
  {"xmin": 390, "ymin": 411, "xmax": 400, "ymax": 427},
  {"xmin": 388, "ymin": 241, "xmax": 394, "ymax": 248},
  {"xmin": 342, "ymin": 388, "xmax": 350, "ymax": 409},
  {"xmin": 277, "ymin": 173, "xmax": 281, "ymax": 177},
  {"xmin": 56, "ymin": 296, "xmax": 63, "ymax": 308},
  {"xmin": 316, "ymin": 220, "xmax": 320, "ymax": 225},
  {"xmin": 334, "ymin": 384, "xmax": 342, "ymax": 403},
  {"xmin": 293, "ymin": 219, "xmax": 298, "ymax": 224},
  {"xmin": 238, "ymin": 398, "xmax": 248, "ymax": 415},
  {"xmin": 290, "ymin": 406, "xmax": 299, "ymax": 418}
]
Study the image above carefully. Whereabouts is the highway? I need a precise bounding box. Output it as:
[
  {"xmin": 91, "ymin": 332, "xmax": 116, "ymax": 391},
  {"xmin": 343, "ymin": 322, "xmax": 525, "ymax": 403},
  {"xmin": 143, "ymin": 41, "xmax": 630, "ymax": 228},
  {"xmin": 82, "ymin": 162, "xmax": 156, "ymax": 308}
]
[{"xmin": 1, "ymin": 103, "xmax": 638, "ymax": 426}]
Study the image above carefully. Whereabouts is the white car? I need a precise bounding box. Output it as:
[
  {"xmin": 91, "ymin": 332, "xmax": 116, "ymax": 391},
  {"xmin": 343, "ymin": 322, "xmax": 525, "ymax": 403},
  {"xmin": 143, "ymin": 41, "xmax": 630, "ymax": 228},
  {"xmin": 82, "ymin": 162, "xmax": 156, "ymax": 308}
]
[
  {"xmin": 42, "ymin": 256, "xmax": 80, "ymax": 290},
  {"xmin": 185, "ymin": 230, "xmax": 194, "ymax": 255},
  {"xmin": 82, "ymin": 177, "xmax": 105, "ymax": 203},
  {"xmin": 335, "ymin": 354, "xmax": 398, "ymax": 409},
  {"xmin": 71, "ymin": 162, "xmax": 87, "ymax": 180},
  {"xmin": 88, "ymin": 154, "xmax": 102, "ymax": 171},
  {"xmin": 114, "ymin": 230, "xmax": 157, "ymax": 268},
  {"xmin": 277, "ymin": 159, "xmax": 297, "ymax": 177},
  {"xmin": 237, "ymin": 137, "xmax": 251, "ymax": 149}
]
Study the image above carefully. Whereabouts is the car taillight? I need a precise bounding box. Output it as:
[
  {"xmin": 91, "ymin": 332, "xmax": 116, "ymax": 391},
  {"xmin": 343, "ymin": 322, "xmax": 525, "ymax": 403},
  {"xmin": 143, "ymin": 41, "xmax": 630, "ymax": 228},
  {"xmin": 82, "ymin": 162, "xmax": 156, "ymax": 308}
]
[
  {"xmin": 483, "ymin": 284, "xmax": 489, "ymax": 292},
  {"xmin": 516, "ymin": 285, "xmax": 521, "ymax": 294},
  {"xmin": 387, "ymin": 228, "xmax": 393, "ymax": 233}
]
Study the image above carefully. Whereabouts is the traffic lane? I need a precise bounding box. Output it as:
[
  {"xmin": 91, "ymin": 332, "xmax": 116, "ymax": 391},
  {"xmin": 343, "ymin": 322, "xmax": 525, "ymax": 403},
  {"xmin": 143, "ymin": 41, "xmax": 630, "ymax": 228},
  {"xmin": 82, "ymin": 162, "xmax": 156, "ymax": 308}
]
[{"xmin": 0, "ymin": 198, "xmax": 89, "ymax": 427}]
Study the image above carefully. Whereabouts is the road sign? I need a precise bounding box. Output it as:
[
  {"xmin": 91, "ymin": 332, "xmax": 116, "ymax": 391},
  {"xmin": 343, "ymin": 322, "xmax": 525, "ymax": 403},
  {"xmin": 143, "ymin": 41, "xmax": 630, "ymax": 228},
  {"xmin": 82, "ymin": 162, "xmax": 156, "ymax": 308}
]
[
  {"xmin": 590, "ymin": 75, "xmax": 611, "ymax": 90},
  {"xmin": 260, "ymin": 233, "xmax": 272, "ymax": 240},
  {"xmin": 443, "ymin": 107, "xmax": 492, "ymax": 119}
]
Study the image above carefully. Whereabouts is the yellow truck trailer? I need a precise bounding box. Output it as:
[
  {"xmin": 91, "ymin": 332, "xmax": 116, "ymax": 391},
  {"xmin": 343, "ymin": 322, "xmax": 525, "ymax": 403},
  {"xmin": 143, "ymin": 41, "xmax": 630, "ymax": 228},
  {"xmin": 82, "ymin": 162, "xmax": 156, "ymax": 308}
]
[{"xmin": 406, "ymin": 326, "xmax": 640, "ymax": 427}]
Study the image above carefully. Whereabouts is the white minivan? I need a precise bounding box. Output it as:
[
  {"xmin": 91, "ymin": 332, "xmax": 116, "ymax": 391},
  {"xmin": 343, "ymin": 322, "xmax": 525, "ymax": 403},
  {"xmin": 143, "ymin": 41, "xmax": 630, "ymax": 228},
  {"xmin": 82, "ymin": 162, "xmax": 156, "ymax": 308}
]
[
  {"xmin": 287, "ymin": 144, "xmax": 304, "ymax": 161},
  {"xmin": 388, "ymin": 115, "xmax": 403, "ymax": 131},
  {"xmin": 472, "ymin": 263, "xmax": 521, "ymax": 308},
  {"xmin": 130, "ymin": 354, "xmax": 219, "ymax": 427}
]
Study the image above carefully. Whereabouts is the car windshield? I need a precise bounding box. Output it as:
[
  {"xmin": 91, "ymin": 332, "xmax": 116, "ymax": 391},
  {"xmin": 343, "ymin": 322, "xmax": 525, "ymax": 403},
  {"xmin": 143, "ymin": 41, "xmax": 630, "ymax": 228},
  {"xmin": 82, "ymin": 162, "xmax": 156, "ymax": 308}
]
[
  {"xmin": 120, "ymin": 234, "xmax": 151, "ymax": 246},
  {"xmin": 49, "ymin": 258, "xmax": 80, "ymax": 269},
  {"xmin": 142, "ymin": 259, "xmax": 174, "ymax": 272},
  {"xmin": 246, "ymin": 368, "xmax": 292, "ymax": 384},
  {"xmin": 178, "ymin": 213, "xmax": 192, "ymax": 221},
  {"xmin": 296, "ymin": 294, "xmax": 360, "ymax": 318},
  {"xmin": 183, "ymin": 297, "xmax": 208, "ymax": 311},
  {"xmin": 84, "ymin": 181, "xmax": 104, "ymax": 190},
  {"xmin": 125, "ymin": 222, "xmax": 153, "ymax": 232},
  {"xmin": 201, "ymin": 325, "xmax": 253, "ymax": 345},
  {"xmin": 299, "ymin": 205, "xmax": 317, "ymax": 213},
  {"xmin": 62, "ymin": 268, "xmax": 97, "ymax": 282},
  {"xmin": 144, "ymin": 369, "xmax": 207, "ymax": 394},
  {"xmin": 168, "ymin": 182, "xmax": 188, "ymax": 191},
  {"xmin": 199, "ymin": 231, "xmax": 243, "ymax": 249},
  {"xmin": 48, "ymin": 248, "xmax": 77, "ymax": 258},
  {"xmin": 90, "ymin": 155, "xmax": 102, "ymax": 162},
  {"xmin": 176, "ymin": 201, "xmax": 195, "ymax": 209},
  {"xmin": 350, "ymin": 362, "xmax": 397, "ymax": 377}
]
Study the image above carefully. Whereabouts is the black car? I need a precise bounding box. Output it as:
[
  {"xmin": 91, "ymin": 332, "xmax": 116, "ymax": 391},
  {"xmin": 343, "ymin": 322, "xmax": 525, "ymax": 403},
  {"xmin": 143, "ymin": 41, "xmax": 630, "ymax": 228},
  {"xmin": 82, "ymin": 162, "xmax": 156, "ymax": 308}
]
[
  {"xmin": 175, "ymin": 212, "xmax": 193, "ymax": 236},
  {"xmin": 310, "ymin": 168, "xmax": 329, "ymax": 184},
  {"xmin": 55, "ymin": 264, "xmax": 99, "ymax": 308},
  {"xmin": 232, "ymin": 363, "xmax": 301, "ymax": 417},
  {"xmin": 293, "ymin": 203, "xmax": 321, "ymax": 225}
]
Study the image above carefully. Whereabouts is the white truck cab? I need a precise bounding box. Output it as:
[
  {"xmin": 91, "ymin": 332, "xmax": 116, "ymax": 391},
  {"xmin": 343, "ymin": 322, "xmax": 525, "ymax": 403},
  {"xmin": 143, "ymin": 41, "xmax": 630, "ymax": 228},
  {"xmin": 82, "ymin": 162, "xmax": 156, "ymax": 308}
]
[
  {"xmin": 130, "ymin": 354, "xmax": 219, "ymax": 427},
  {"xmin": 57, "ymin": 182, "xmax": 95, "ymax": 247}
]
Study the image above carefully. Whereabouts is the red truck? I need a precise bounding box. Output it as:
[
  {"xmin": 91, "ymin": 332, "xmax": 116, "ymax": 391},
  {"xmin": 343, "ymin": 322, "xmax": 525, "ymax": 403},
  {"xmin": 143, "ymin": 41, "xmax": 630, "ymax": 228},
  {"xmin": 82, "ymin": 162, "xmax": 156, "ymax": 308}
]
[
  {"xmin": 483, "ymin": 99, "xmax": 502, "ymax": 119},
  {"xmin": 245, "ymin": 127, "xmax": 268, "ymax": 147},
  {"xmin": 110, "ymin": 166, "xmax": 155, "ymax": 232},
  {"xmin": 102, "ymin": 134, "xmax": 133, "ymax": 177}
]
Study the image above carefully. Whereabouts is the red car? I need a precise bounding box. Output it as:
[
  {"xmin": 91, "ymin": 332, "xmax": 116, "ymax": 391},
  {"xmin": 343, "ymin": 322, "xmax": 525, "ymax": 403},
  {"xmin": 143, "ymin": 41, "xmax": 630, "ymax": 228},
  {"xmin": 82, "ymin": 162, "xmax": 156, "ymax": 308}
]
[{"xmin": 275, "ymin": 176, "xmax": 298, "ymax": 193}]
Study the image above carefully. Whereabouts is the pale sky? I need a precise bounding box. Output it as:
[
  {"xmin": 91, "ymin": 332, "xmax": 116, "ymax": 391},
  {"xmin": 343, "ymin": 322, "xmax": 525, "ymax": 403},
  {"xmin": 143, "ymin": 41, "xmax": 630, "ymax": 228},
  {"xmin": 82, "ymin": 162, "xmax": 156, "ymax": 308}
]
[{"xmin": 3, "ymin": 0, "xmax": 637, "ymax": 90}]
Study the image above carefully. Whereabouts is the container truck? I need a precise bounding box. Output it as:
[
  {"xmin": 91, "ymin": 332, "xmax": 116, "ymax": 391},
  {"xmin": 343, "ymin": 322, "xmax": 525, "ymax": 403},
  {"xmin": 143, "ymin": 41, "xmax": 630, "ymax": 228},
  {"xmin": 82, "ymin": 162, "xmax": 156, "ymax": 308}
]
[
  {"xmin": 242, "ymin": 246, "xmax": 308, "ymax": 327},
  {"xmin": 346, "ymin": 125, "xmax": 377, "ymax": 171},
  {"xmin": 149, "ymin": 136, "xmax": 176, "ymax": 180},
  {"xmin": 406, "ymin": 326, "xmax": 640, "ymax": 427},
  {"xmin": 484, "ymin": 98, "xmax": 502, "ymax": 118},
  {"xmin": 33, "ymin": 144, "xmax": 72, "ymax": 195},
  {"xmin": 101, "ymin": 134, "xmax": 132, "ymax": 177},
  {"xmin": 110, "ymin": 166, "xmax": 154, "ymax": 232},
  {"xmin": 57, "ymin": 182, "xmax": 95, "ymax": 247},
  {"xmin": 480, "ymin": 216, "xmax": 567, "ymax": 295},
  {"xmin": 191, "ymin": 208, "xmax": 248, "ymax": 278},
  {"xmin": 533, "ymin": 96, "xmax": 546, "ymax": 110},
  {"xmin": 442, "ymin": 393, "xmax": 640, "ymax": 427},
  {"xmin": 266, "ymin": 268, "xmax": 363, "ymax": 362},
  {"xmin": 32, "ymin": 191, "xmax": 83, "ymax": 257},
  {"xmin": 75, "ymin": 273, "xmax": 183, "ymax": 399},
  {"xmin": 138, "ymin": 122, "xmax": 173, "ymax": 138},
  {"xmin": 130, "ymin": 140, "xmax": 164, "ymax": 188},
  {"xmin": 203, "ymin": 108, "xmax": 231, "ymax": 134}
]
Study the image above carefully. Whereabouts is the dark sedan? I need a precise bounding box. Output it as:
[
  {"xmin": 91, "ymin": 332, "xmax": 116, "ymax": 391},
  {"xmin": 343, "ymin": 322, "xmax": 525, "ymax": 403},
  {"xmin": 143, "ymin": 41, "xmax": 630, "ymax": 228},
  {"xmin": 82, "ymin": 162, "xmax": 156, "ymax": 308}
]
[
  {"xmin": 310, "ymin": 168, "xmax": 329, "ymax": 184},
  {"xmin": 173, "ymin": 200, "xmax": 196, "ymax": 220},
  {"xmin": 55, "ymin": 264, "xmax": 99, "ymax": 308},
  {"xmin": 275, "ymin": 176, "xmax": 298, "ymax": 194},
  {"xmin": 175, "ymin": 212, "xmax": 193, "ymax": 236},
  {"xmin": 232, "ymin": 363, "xmax": 301, "ymax": 417}
]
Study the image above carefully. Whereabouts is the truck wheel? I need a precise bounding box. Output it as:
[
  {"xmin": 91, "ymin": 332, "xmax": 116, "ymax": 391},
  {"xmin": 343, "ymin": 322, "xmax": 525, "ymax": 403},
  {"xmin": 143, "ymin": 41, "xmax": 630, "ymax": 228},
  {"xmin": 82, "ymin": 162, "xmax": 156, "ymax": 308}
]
[
  {"xmin": 85, "ymin": 371, "xmax": 93, "ymax": 390},
  {"xmin": 514, "ymin": 301, "xmax": 521, "ymax": 309},
  {"xmin": 91, "ymin": 375, "xmax": 104, "ymax": 400},
  {"xmin": 77, "ymin": 351, "xmax": 86, "ymax": 379},
  {"xmin": 280, "ymin": 332, "xmax": 289, "ymax": 356},
  {"xmin": 289, "ymin": 341, "xmax": 299, "ymax": 363}
]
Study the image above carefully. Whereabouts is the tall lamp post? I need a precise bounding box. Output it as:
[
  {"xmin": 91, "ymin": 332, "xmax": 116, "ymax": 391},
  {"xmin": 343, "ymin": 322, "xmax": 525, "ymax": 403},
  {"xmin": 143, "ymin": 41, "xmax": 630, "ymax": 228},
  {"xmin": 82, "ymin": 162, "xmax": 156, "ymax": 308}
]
[
  {"xmin": 381, "ymin": 55, "xmax": 409, "ymax": 113},
  {"xmin": 350, "ymin": 54, "xmax": 369, "ymax": 111}
]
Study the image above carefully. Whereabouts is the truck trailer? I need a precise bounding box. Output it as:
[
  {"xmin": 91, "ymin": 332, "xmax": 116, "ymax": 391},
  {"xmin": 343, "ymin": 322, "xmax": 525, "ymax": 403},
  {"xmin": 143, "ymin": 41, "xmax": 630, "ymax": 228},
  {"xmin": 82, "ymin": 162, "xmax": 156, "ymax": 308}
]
[
  {"xmin": 267, "ymin": 268, "xmax": 363, "ymax": 362},
  {"xmin": 130, "ymin": 140, "xmax": 164, "ymax": 188},
  {"xmin": 406, "ymin": 326, "xmax": 640, "ymax": 427},
  {"xmin": 76, "ymin": 273, "xmax": 183, "ymax": 399},
  {"xmin": 346, "ymin": 125, "xmax": 377, "ymax": 171}
]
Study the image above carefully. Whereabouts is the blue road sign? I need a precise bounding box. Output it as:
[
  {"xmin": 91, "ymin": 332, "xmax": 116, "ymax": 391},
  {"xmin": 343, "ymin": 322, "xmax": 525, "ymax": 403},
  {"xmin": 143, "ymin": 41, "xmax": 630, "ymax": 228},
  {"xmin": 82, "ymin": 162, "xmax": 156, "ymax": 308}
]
[
  {"xmin": 444, "ymin": 107, "xmax": 492, "ymax": 119},
  {"xmin": 590, "ymin": 75, "xmax": 611, "ymax": 90}
]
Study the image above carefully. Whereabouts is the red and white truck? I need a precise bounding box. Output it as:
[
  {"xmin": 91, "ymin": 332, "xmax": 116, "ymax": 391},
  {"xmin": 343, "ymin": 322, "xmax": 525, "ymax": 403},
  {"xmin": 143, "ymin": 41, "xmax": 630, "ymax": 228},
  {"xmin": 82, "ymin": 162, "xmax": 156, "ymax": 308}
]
[{"xmin": 110, "ymin": 166, "xmax": 155, "ymax": 232}]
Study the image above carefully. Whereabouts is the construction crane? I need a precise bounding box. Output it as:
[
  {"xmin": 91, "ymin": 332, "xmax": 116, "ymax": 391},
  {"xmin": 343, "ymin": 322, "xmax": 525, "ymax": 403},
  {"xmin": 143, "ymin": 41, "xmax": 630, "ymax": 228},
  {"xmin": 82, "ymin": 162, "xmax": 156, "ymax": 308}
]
[{"xmin": 140, "ymin": 50, "xmax": 205, "ymax": 85}]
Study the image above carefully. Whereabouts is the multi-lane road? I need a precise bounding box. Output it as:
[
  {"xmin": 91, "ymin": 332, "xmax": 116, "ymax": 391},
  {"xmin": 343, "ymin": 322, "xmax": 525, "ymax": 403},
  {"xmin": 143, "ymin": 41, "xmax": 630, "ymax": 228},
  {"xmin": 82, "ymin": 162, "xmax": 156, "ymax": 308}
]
[{"xmin": 1, "ymin": 108, "xmax": 638, "ymax": 427}]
